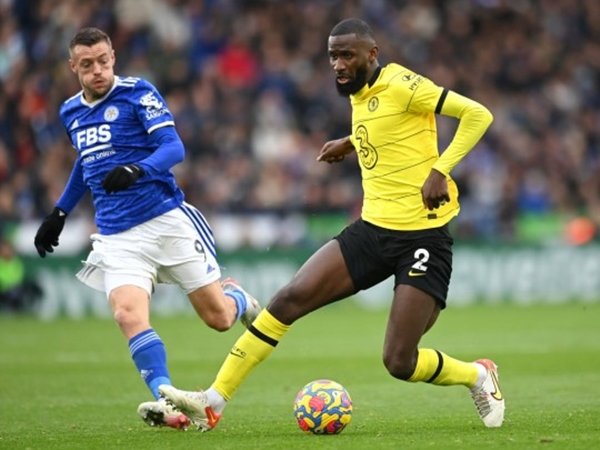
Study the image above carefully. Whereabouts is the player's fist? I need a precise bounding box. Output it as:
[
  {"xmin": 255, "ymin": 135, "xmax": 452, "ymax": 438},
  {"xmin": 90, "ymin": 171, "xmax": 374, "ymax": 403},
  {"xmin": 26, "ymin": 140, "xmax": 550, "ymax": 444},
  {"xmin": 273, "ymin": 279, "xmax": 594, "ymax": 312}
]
[
  {"xmin": 34, "ymin": 207, "xmax": 67, "ymax": 257},
  {"xmin": 421, "ymin": 169, "xmax": 450, "ymax": 210},
  {"xmin": 102, "ymin": 164, "xmax": 144, "ymax": 193},
  {"xmin": 317, "ymin": 137, "xmax": 355, "ymax": 163}
]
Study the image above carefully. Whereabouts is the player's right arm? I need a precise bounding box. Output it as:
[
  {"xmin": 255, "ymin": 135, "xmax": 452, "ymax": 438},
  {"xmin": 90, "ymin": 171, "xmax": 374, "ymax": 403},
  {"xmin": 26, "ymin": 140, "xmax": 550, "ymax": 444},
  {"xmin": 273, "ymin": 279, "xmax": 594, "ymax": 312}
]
[
  {"xmin": 317, "ymin": 136, "xmax": 355, "ymax": 163},
  {"xmin": 56, "ymin": 157, "xmax": 88, "ymax": 213},
  {"xmin": 34, "ymin": 157, "xmax": 88, "ymax": 257}
]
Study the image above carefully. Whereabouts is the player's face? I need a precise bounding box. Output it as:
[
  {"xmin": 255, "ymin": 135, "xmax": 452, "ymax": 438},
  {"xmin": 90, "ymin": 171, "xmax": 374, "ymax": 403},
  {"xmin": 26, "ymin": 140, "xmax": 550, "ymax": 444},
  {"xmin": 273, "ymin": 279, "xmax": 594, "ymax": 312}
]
[
  {"xmin": 328, "ymin": 34, "xmax": 375, "ymax": 97},
  {"xmin": 69, "ymin": 41, "xmax": 115, "ymax": 102}
]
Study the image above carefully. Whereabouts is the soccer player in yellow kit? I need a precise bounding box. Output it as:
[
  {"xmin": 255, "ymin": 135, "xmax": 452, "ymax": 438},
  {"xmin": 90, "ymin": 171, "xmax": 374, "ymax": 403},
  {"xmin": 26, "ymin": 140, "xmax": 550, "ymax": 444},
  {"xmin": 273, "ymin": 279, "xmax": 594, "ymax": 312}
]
[{"xmin": 160, "ymin": 18, "xmax": 505, "ymax": 430}]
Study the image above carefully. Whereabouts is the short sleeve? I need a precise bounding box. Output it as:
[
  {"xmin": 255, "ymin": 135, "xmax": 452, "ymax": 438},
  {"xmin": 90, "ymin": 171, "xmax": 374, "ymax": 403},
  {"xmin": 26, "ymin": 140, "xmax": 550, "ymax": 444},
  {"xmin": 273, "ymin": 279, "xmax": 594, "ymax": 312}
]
[{"xmin": 133, "ymin": 80, "xmax": 175, "ymax": 134}]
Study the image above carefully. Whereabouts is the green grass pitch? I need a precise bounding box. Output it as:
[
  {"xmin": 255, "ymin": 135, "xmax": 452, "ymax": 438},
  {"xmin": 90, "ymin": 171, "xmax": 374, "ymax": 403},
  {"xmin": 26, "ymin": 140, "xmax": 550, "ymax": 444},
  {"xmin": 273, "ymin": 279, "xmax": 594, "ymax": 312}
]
[{"xmin": 1, "ymin": 302, "xmax": 599, "ymax": 449}]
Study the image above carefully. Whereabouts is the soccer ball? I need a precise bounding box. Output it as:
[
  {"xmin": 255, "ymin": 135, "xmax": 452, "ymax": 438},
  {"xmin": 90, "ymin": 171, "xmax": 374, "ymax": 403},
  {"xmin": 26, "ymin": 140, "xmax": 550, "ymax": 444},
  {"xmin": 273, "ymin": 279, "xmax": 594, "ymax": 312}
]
[{"xmin": 293, "ymin": 379, "xmax": 352, "ymax": 434}]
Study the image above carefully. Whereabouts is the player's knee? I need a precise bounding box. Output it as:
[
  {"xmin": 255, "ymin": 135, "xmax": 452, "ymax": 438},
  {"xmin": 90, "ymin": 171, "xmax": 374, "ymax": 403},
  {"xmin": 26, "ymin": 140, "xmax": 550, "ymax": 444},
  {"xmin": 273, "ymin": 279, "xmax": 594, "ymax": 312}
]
[
  {"xmin": 278, "ymin": 278, "xmax": 306, "ymax": 299},
  {"xmin": 383, "ymin": 352, "xmax": 417, "ymax": 380},
  {"xmin": 113, "ymin": 306, "xmax": 144, "ymax": 331},
  {"xmin": 269, "ymin": 282, "xmax": 307, "ymax": 323}
]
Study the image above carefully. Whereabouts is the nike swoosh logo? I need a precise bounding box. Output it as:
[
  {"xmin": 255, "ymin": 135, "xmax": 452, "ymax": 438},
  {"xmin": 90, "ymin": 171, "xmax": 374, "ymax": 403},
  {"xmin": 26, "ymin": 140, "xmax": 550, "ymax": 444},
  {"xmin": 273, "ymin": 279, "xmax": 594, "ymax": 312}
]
[
  {"xmin": 408, "ymin": 270, "xmax": 426, "ymax": 277},
  {"xmin": 204, "ymin": 407, "xmax": 222, "ymax": 429},
  {"xmin": 490, "ymin": 370, "xmax": 503, "ymax": 401}
]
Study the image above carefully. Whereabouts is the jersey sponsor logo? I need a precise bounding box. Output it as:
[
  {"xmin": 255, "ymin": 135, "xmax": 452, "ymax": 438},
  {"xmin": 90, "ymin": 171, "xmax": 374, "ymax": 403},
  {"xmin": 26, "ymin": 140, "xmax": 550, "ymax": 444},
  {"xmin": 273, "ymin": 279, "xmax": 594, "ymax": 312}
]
[
  {"xmin": 354, "ymin": 124, "xmax": 378, "ymax": 169},
  {"xmin": 70, "ymin": 119, "xmax": 79, "ymax": 130},
  {"xmin": 103, "ymin": 105, "xmax": 119, "ymax": 122},
  {"xmin": 75, "ymin": 124, "xmax": 112, "ymax": 149},
  {"xmin": 81, "ymin": 147, "xmax": 115, "ymax": 164},
  {"xmin": 401, "ymin": 72, "xmax": 423, "ymax": 91},
  {"xmin": 368, "ymin": 96, "xmax": 379, "ymax": 112},
  {"xmin": 140, "ymin": 91, "xmax": 168, "ymax": 120},
  {"xmin": 408, "ymin": 75, "xmax": 424, "ymax": 91}
]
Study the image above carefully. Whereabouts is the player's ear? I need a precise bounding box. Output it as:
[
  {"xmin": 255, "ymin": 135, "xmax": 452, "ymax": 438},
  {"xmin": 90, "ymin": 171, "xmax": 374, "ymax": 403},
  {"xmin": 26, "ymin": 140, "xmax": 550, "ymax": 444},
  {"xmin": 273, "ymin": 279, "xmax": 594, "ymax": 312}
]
[
  {"xmin": 68, "ymin": 58, "xmax": 77, "ymax": 73},
  {"xmin": 368, "ymin": 45, "xmax": 379, "ymax": 63}
]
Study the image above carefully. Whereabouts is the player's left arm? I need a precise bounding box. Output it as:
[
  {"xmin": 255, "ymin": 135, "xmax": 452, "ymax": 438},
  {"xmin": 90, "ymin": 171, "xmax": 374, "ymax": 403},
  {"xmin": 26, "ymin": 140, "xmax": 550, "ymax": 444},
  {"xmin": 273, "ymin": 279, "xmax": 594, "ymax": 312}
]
[
  {"xmin": 408, "ymin": 81, "xmax": 493, "ymax": 209},
  {"xmin": 431, "ymin": 89, "xmax": 494, "ymax": 176},
  {"xmin": 136, "ymin": 126, "xmax": 185, "ymax": 175},
  {"xmin": 102, "ymin": 126, "xmax": 184, "ymax": 193},
  {"xmin": 103, "ymin": 80, "xmax": 185, "ymax": 193}
]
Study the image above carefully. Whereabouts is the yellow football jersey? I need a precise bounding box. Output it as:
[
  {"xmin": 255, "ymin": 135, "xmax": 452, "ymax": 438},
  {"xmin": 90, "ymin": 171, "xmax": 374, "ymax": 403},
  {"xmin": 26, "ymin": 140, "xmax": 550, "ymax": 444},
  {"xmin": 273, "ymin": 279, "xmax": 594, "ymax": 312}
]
[{"xmin": 349, "ymin": 63, "xmax": 461, "ymax": 230}]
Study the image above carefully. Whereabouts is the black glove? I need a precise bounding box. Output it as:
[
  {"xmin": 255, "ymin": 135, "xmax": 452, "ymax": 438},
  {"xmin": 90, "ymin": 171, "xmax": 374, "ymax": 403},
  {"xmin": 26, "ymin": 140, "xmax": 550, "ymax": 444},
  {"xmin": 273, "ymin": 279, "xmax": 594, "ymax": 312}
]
[
  {"xmin": 34, "ymin": 207, "xmax": 67, "ymax": 257},
  {"xmin": 102, "ymin": 164, "xmax": 144, "ymax": 193}
]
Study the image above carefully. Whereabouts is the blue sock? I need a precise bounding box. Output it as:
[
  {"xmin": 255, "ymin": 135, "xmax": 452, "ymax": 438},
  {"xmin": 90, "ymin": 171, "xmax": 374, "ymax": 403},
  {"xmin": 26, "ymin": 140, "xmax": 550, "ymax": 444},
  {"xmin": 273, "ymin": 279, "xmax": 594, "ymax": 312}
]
[
  {"xmin": 225, "ymin": 290, "xmax": 246, "ymax": 321},
  {"xmin": 129, "ymin": 329, "xmax": 171, "ymax": 399}
]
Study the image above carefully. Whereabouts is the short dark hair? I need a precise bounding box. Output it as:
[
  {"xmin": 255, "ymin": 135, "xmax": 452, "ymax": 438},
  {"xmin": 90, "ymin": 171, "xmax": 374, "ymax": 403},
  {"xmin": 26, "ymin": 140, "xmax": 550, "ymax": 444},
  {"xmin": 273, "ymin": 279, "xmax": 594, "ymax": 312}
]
[
  {"xmin": 69, "ymin": 27, "xmax": 112, "ymax": 50},
  {"xmin": 330, "ymin": 18, "xmax": 375, "ymax": 40}
]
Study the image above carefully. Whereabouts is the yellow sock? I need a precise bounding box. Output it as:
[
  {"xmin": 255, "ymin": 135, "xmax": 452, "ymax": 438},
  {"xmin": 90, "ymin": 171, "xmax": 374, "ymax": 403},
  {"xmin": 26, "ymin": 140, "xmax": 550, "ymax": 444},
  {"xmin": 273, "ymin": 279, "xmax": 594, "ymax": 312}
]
[
  {"xmin": 408, "ymin": 348, "xmax": 479, "ymax": 388},
  {"xmin": 212, "ymin": 309, "xmax": 290, "ymax": 400}
]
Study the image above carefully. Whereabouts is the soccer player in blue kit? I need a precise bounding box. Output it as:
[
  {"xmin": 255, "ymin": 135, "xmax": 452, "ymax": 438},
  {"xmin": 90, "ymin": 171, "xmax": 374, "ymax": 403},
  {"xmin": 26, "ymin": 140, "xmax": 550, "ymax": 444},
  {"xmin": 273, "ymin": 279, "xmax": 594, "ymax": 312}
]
[{"xmin": 33, "ymin": 27, "xmax": 261, "ymax": 430}]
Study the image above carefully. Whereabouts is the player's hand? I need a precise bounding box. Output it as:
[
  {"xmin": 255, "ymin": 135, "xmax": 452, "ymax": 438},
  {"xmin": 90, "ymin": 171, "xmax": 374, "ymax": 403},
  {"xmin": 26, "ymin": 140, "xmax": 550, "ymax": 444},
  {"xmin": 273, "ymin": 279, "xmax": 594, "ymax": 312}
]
[
  {"xmin": 34, "ymin": 207, "xmax": 67, "ymax": 257},
  {"xmin": 317, "ymin": 137, "xmax": 355, "ymax": 164},
  {"xmin": 102, "ymin": 164, "xmax": 144, "ymax": 193},
  {"xmin": 421, "ymin": 169, "xmax": 450, "ymax": 210}
]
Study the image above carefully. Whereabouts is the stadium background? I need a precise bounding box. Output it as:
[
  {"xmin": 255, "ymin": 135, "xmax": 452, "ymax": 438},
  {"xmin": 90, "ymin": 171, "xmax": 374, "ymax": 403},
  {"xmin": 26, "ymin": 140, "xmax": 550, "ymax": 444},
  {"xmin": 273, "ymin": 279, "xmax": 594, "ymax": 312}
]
[{"xmin": 1, "ymin": 0, "xmax": 600, "ymax": 315}]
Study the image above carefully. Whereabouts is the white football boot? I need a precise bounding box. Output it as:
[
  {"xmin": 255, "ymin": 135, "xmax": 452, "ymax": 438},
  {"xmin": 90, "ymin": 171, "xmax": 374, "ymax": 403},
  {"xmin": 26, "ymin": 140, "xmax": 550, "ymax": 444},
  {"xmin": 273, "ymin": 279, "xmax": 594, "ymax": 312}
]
[
  {"xmin": 470, "ymin": 359, "xmax": 505, "ymax": 427},
  {"xmin": 159, "ymin": 384, "xmax": 221, "ymax": 432},
  {"xmin": 137, "ymin": 397, "xmax": 191, "ymax": 430}
]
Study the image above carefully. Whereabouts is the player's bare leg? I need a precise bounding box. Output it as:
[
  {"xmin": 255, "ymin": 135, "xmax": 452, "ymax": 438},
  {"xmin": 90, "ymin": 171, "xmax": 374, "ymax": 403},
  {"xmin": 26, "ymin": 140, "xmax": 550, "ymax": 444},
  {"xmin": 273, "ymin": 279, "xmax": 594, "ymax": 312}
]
[
  {"xmin": 187, "ymin": 280, "xmax": 261, "ymax": 331},
  {"xmin": 160, "ymin": 240, "xmax": 356, "ymax": 431},
  {"xmin": 383, "ymin": 284, "xmax": 504, "ymax": 427}
]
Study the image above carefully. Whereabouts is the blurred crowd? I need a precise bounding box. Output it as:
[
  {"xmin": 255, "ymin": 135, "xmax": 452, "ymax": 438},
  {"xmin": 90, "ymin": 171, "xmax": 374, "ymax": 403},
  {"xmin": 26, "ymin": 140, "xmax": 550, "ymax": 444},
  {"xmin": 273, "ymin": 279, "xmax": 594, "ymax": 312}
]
[{"xmin": 1, "ymin": 0, "xmax": 599, "ymax": 248}]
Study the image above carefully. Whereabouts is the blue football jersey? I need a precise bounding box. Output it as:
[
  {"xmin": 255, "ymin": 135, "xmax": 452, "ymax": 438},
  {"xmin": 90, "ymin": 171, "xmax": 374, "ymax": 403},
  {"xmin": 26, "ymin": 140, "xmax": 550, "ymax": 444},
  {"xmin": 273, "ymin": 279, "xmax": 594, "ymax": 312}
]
[{"xmin": 59, "ymin": 76, "xmax": 184, "ymax": 234}]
